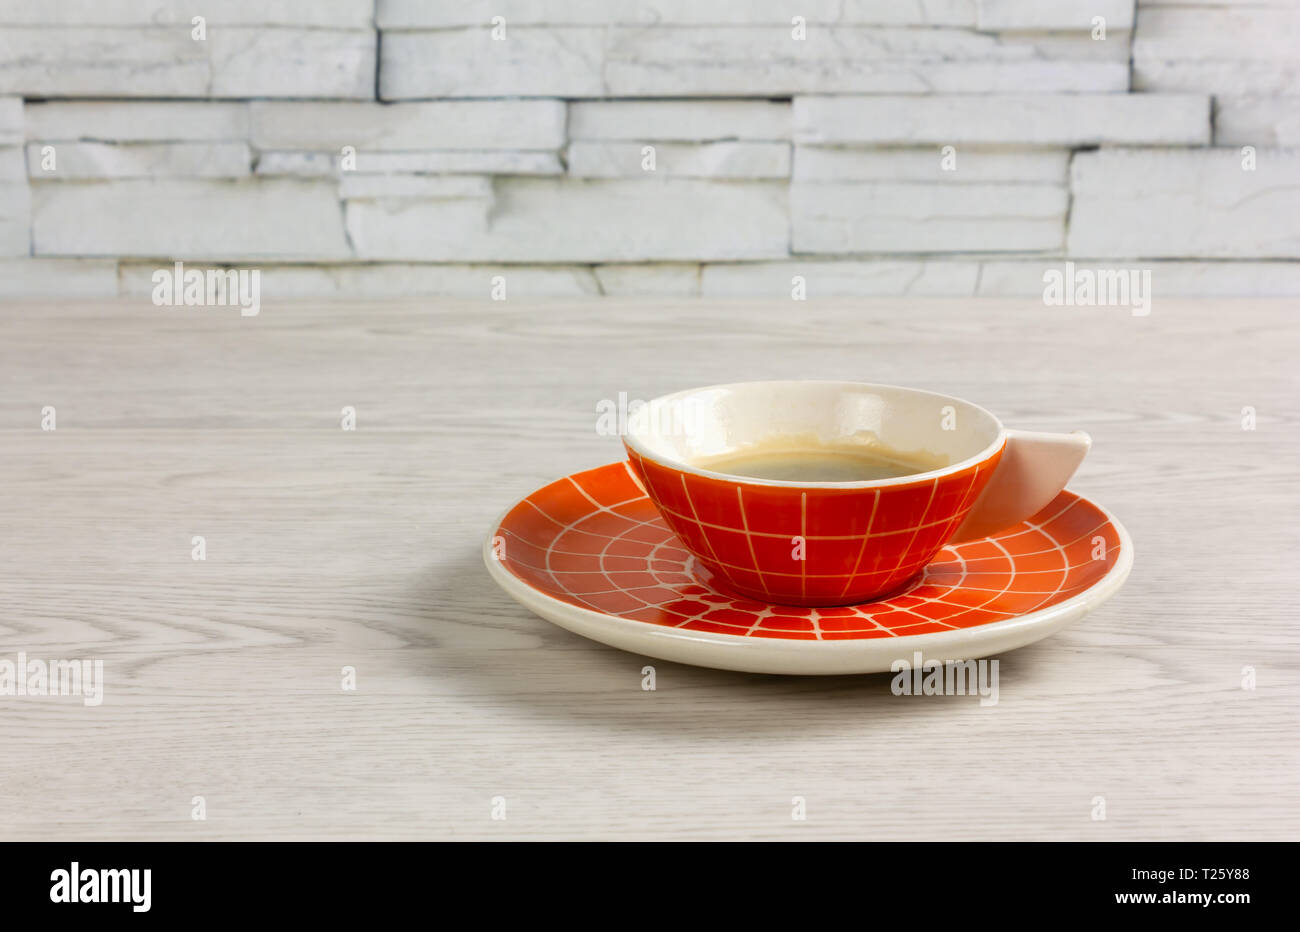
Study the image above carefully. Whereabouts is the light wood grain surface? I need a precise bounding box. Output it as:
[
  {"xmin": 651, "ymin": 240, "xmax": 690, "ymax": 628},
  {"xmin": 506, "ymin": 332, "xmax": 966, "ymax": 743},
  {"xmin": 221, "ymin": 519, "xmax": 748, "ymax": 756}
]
[{"xmin": 1, "ymin": 297, "xmax": 1296, "ymax": 841}]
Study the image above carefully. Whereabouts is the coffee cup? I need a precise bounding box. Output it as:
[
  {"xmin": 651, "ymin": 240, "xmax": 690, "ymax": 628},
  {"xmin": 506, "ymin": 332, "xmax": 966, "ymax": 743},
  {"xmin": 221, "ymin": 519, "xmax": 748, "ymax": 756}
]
[{"xmin": 623, "ymin": 380, "xmax": 1090, "ymax": 606}]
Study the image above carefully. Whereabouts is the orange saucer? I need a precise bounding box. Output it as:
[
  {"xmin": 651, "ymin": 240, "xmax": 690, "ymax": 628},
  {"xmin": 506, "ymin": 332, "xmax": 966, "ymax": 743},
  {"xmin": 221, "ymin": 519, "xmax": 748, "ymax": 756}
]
[{"xmin": 484, "ymin": 462, "xmax": 1133, "ymax": 675}]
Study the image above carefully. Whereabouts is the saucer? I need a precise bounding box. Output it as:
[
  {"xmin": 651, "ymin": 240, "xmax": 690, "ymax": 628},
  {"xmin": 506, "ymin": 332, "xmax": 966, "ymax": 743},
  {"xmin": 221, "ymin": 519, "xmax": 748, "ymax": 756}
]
[{"xmin": 483, "ymin": 462, "xmax": 1133, "ymax": 675}]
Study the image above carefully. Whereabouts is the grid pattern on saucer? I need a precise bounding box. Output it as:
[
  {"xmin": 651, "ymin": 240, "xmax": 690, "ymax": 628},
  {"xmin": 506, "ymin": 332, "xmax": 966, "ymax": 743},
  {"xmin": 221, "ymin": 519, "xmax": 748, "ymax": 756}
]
[
  {"xmin": 493, "ymin": 462, "xmax": 1122, "ymax": 641},
  {"xmin": 624, "ymin": 446, "xmax": 1000, "ymax": 604}
]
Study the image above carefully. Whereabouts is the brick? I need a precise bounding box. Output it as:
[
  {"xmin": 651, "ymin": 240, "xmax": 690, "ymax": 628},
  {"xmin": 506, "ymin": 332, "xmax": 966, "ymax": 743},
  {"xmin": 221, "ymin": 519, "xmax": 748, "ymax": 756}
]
[
  {"xmin": 0, "ymin": 144, "xmax": 23, "ymax": 181},
  {"xmin": 351, "ymin": 151, "xmax": 564, "ymax": 175},
  {"xmin": 0, "ymin": 180, "xmax": 29, "ymax": 255},
  {"xmin": 208, "ymin": 28, "xmax": 374, "ymax": 99},
  {"xmin": 1067, "ymin": 149, "xmax": 1300, "ymax": 259},
  {"xmin": 338, "ymin": 175, "xmax": 494, "ymax": 199},
  {"xmin": 1134, "ymin": 7, "xmax": 1300, "ymax": 95},
  {"xmin": 376, "ymin": 0, "xmax": 979, "ymax": 27},
  {"xmin": 604, "ymin": 27, "xmax": 1124, "ymax": 95},
  {"xmin": 345, "ymin": 178, "xmax": 789, "ymax": 262},
  {"xmin": 0, "ymin": 27, "xmax": 375, "ymax": 98},
  {"xmin": 0, "ymin": 28, "xmax": 209, "ymax": 97},
  {"xmin": 32, "ymin": 179, "xmax": 351, "ymax": 260},
  {"xmin": 381, "ymin": 27, "xmax": 1125, "ymax": 98},
  {"xmin": 256, "ymin": 150, "xmax": 563, "ymax": 177},
  {"xmin": 0, "ymin": 1, "xmax": 374, "ymax": 26},
  {"xmin": 567, "ymin": 142, "xmax": 791, "ymax": 179},
  {"xmin": 794, "ymin": 94, "xmax": 1210, "ymax": 145},
  {"xmin": 0, "ymin": 258, "xmax": 118, "ymax": 296},
  {"xmin": 594, "ymin": 263, "xmax": 701, "ymax": 296},
  {"xmin": 568, "ymin": 100, "xmax": 790, "ymax": 141},
  {"xmin": 26, "ymin": 142, "xmax": 251, "ymax": 179},
  {"xmin": 977, "ymin": 0, "xmax": 1134, "ymax": 31},
  {"xmin": 792, "ymin": 181, "xmax": 1066, "ymax": 253},
  {"xmin": 250, "ymin": 101, "xmax": 566, "ymax": 151},
  {"xmin": 0, "ymin": 97, "xmax": 20, "ymax": 145},
  {"xmin": 701, "ymin": 260, "xmax": 980, "ymax": 295},
  {"xmin": 1214, "ymin": 97, "xmax": 1300, "ymax": 147},
  {"xmin": 24, "ymin": 102, "xmax": 249, "ymax": 142},
  {"xmin": 794, "ymin": 147, "xmax": 1068, "ymax": 183}
]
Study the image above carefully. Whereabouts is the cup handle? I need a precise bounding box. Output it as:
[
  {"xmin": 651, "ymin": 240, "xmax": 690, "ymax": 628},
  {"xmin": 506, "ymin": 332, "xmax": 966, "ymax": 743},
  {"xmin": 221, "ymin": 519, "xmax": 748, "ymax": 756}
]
[{"xmin": 948, "ymin": 429, "xmax": 1091, "ymax": 543}]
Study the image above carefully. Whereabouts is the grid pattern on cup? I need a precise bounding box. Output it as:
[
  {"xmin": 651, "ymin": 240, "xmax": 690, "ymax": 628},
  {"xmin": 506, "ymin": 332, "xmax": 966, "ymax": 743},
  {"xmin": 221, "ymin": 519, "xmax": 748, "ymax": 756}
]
[
  {"xmin": 494, "ymin": 462, "xmax": 1123, "ymax": 641},
  {"xmin": 624, "ymin": 446, "xmax": 998, "ymax": 604}
]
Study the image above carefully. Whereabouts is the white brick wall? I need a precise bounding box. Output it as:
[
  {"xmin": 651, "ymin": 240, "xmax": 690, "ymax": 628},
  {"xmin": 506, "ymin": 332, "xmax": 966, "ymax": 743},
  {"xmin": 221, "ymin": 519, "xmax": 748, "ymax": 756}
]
[{"xmin": 0, "ymin": 0, "xmax": 1295, "ymax": 296}]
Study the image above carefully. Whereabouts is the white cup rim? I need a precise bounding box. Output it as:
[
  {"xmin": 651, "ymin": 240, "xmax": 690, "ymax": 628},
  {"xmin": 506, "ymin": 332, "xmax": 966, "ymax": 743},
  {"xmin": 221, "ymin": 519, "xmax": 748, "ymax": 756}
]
[{"xmin": 623, "ymin": 380, "xmax": 1008, "ymax": 490}]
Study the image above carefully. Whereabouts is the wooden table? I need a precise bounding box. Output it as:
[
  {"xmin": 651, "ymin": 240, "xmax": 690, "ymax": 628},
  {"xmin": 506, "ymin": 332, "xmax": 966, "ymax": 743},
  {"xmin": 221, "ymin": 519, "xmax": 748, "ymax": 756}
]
[{"xmin": 1, "ymin": 297, "xmax": 1295, "ymax": 840}]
